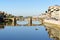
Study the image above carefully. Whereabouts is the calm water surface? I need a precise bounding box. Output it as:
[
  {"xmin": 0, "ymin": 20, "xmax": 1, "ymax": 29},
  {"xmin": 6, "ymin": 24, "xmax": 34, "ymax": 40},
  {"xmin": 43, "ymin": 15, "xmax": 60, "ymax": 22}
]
[{"xmin": 0, "ymin": 21, "xmax": 53, "ymax": 40}]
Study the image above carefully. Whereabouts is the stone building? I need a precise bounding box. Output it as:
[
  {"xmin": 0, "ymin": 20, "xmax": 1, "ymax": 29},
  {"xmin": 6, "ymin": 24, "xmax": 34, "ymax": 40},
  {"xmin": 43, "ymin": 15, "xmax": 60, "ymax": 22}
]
[{"xmin": 48, "ymin": 5, "xmax": 60, "ymax": 20}]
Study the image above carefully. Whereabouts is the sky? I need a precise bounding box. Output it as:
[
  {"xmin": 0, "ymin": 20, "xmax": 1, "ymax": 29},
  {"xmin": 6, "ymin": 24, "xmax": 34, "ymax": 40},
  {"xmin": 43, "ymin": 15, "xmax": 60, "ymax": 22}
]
[{"xmin": 0, "ymin": 0, "xmax": 60, "ymax": 16}]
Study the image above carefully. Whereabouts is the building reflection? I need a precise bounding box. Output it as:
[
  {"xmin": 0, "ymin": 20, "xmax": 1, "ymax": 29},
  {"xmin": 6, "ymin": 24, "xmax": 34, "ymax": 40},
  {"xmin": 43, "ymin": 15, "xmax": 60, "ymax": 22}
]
[{"xmin": 45, "ymin": 26, "xmax": 60, "ymax": 40}]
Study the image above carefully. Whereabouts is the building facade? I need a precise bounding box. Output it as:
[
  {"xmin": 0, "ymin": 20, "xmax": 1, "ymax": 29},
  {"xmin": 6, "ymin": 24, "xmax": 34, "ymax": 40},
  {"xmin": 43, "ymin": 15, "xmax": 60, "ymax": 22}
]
[{"xmin": 48, "ymin": 5, "xmax": 60, "ymax": 20}]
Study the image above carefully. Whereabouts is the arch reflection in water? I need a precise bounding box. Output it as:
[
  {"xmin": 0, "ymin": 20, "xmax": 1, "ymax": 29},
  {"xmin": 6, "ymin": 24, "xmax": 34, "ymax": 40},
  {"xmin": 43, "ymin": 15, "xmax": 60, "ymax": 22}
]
[
  {"xmin": 45, "ymin": 26, "xmax": 60, "ymax": 40},
  {"xmin": 17, "ymin": 21, "xmax": 28, "ymax": 26},
  {"xmin": 32, "ymin": 21, "xmax": 41, "ymax": 26},
  {"xmin": 0, "ymin": 21, "xmax": 17, "ymax": 29},
  {"xmin": 17, "ymin": 21, "xmax": 41, "ymax": 26}
]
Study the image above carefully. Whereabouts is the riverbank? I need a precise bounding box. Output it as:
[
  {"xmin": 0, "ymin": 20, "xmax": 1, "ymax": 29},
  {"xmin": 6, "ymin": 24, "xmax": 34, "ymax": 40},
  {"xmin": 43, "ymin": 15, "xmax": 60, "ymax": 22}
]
[{"xmin": 39, "ymin": 18, "xmax": 60, "ymax": 40}]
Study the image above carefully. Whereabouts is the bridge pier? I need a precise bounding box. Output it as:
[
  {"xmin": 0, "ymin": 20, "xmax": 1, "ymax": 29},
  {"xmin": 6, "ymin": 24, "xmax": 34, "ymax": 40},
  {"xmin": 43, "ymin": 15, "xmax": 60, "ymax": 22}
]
[
  {"xmin": 11, "ymin": 17, "xmax": 16, "ymax": 26},
  {"xmin": 27, "ymin": 17, "xmax": 32, "ymax": 26}
]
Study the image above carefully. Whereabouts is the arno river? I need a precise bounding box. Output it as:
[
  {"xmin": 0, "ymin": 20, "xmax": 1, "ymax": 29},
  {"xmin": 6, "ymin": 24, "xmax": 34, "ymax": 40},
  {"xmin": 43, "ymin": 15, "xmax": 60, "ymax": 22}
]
[{"xmin": 0, "ymin": 21, "xmax": 54, "ymax": 40}]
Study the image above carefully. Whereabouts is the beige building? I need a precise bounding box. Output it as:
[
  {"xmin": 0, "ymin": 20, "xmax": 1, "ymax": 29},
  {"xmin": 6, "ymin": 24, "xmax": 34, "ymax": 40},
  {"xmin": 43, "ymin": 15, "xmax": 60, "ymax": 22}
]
[
  {"xmin": 42, "ymin": 5, "xmax": 60, "ymax": 40},
  {"xmin": 48, "ymin": 5, "xmax": 60, "ymax": 20}
]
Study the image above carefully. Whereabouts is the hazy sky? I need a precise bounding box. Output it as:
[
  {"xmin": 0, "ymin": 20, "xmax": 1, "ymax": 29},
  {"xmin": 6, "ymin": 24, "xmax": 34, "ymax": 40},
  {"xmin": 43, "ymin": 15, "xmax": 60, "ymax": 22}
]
[{"xmin": 0, "ymin": 0, "xmax": 60, "ymax": 16}]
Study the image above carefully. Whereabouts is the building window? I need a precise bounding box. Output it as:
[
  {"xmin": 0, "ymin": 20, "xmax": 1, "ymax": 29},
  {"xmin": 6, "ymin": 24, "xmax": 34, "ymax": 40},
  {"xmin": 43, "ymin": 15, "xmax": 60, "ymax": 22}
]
[
  {"xmin": 56, "ymin": 9, "xmax": 59, "ymax": 11},
  {"xmin": 51, "ymin": 11, "xmax": 53, "ymax": 12},
  {"xmin": 48, "ymin": 9, "xmax": 51, "ymax": 11}
]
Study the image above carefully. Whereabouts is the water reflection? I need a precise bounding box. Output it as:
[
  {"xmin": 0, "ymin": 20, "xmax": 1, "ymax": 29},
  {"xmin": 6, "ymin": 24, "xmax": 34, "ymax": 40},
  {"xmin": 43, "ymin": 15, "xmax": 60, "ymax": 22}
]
[
  {"xmin": 0, "ymin": 20, "xmax": 42, "ymax": 29},
  {"xmin": 17, "ymin": 21, "xmax": 41, "ymax": 26},
  {"xmin": 0, "ymin": 22, "xmax": 4, "ymax": 29},
  {"xmin": 0, "ymin": 21, "xmax": 58, "ymax": 40},
  {"xmin": 0, "ymin": 20, "xmax": 50, "ymax": 40},
  {"xmin": 45, "ymin": 26, "xmax": 60, "ymax": 40},
  {"xmin": 17, "ymin": 21, "xmax": 28, "ymax": 26},
  {"xmin": 32, "ymin": 21, "xmax": 41, "ymax": 24}
]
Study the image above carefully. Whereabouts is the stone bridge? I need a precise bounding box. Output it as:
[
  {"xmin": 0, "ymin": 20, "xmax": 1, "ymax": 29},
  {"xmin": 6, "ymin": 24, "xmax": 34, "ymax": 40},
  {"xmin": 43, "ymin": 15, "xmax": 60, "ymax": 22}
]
[
  {"xmin": 4, "ymin": 17, "xmax": 43, "ymax": 26},
  {"xmin": 4, "ymin": 17, "xmax": 16, "ymax": 26},
  {"xmin": 24, "ymin": 17, "xmax": 42, "ymax": 26}
]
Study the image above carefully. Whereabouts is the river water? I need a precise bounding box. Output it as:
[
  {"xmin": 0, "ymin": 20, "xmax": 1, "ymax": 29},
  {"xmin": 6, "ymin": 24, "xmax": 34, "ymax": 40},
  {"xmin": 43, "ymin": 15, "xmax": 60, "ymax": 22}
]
[{"xmin": 0, "ymin": 21, "xmax": 53, "ymax": 40}]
